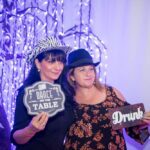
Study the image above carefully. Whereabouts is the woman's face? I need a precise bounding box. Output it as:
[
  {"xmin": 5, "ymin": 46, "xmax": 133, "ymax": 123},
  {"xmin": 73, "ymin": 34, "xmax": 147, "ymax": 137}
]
[
  {"xmin": 71, "ymin": 65, "xmax": 96, "ymax": 88},
  {"xmin": 35, "ymin": 58, "xmax": 64, "ymax": 83}
]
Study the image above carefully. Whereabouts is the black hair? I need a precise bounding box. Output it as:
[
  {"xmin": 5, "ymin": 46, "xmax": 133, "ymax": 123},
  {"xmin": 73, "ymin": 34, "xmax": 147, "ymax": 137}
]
[
  {"xmin": 23, "ymin": 49, "xmax": 66, "ymax": 87},
  {"xmin": 59, "ymin": 67, "xmax": 75, "ymax": 98},
  {"xmin": 36, "ymin": 49, "xmax": 66, "ymax": 64}
]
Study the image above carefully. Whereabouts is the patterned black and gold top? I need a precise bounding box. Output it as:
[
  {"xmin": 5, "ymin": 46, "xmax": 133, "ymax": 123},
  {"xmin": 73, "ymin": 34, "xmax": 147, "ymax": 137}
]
[{"xmin": 64, "ymin": 86, "xmax": 149, "ymax": 150}]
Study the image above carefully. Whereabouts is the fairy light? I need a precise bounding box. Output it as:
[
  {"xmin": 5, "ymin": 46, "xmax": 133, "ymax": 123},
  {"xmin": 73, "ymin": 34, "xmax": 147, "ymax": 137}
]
[{"xmin": 0, "ymin": 1, "xmax": 108, "ymax": 144}]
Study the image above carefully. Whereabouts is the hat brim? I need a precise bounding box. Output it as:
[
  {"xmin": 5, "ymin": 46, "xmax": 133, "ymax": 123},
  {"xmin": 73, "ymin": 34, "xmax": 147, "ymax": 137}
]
[
  {"xmin": 41, "ymin": 46, "xmax": 72, "ymax": 54},
  {"xmin": 49, "ymin": 46, "xmax": 72, "ymax": 53},
  {"xmin": 27, "ymin": 46, "xmax": 72, "ymax": 64},
  {"xmin": 67, "ymin": 60, "xmax": 100, "ymax": 69},
  {"xmin": 35, "ymin": 46, "xmax": 71, "ymax": 60}
]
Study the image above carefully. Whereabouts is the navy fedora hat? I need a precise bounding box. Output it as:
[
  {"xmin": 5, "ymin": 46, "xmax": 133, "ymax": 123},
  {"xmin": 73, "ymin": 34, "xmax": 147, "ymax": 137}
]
[{"xmin": 67, "ymin": 49, "xmax": 100, "ymax": 69}]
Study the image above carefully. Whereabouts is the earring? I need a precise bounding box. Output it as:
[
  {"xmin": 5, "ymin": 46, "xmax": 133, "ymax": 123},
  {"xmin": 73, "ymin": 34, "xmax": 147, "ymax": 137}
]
[
  {"xmin": 37, "ymin": 69, "xmax": 40, "ymax": 72},
  {"xmin": 72, "ymin": 79, "xmax": 75, "ymax": 84},
  {"xmin": 93, "ymin": 80, "xmax": 96, "ymax": 85}
]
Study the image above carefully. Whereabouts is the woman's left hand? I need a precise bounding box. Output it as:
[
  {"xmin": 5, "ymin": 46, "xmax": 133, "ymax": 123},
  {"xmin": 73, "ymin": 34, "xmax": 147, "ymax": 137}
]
[{"xmin": 143, "ymin": 112, "xmax": 150, "ymax": 124}]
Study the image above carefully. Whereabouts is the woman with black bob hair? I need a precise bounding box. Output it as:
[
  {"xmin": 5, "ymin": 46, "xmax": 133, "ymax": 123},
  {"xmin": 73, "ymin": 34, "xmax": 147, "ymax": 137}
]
[
  {"xmin": 11, "ymin": 37, "xmax": 75, "ymax": 150},
  {"xmin": 24, "ymin": 49, "xmax": 66, "ymax": 86}
]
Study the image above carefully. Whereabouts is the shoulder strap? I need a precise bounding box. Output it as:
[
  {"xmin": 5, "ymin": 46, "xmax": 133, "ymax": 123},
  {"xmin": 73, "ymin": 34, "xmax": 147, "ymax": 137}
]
[
  {"xmin": 106, "ymin": 86, "xmax": 129, "ymax": 106},
  {"xmin": 106, "ymin": 86, "xmax": 117, "ymax": 98}
]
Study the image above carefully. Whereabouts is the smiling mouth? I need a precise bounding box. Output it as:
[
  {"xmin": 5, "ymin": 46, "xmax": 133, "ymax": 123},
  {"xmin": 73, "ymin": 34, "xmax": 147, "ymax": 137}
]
[
  {"xmin": 85, "ymin": 78, "xmax": 93, "ymax": 80},
  {"xmin": 52, "ymin": 72, "xmax": 61, "ymax": 75}
]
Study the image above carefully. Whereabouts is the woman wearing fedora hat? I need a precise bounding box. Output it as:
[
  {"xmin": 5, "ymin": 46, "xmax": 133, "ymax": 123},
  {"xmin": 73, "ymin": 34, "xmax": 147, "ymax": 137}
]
[
  {"xmin": 63, "ymin": 49, "xmax": 150, "ymax": 150},
  {"xmin": 11, "ymin": 37, "xmax": 75, "ymax": 150}
]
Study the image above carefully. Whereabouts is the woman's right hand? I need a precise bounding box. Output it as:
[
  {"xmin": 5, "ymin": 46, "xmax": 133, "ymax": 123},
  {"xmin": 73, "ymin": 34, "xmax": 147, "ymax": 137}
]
[
  {"xmin": 13, "ymin": 112, "xmax": 49, "ymax": 144},
  {"xmin": 28, "ymin": 112, "xmax": 49, "ymax": 134}
]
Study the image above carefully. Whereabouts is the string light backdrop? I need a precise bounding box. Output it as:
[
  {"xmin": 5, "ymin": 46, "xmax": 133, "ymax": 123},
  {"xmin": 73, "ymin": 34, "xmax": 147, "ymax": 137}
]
[{"xmin": 0, "ymin": 0, "xmax": 108, "ymax": 129}]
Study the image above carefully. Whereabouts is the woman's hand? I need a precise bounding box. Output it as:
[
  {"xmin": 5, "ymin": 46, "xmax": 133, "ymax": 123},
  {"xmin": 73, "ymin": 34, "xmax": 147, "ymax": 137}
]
[
  {"xmin": 143, "ymin": 112, "xmax": 150, "ymax": 124},
  {"xmin": 28, "ymin": 112, "xmax": 49, "ymax": 133},
  {"xmin": 13, "ymin": 112, "xmax": 49, "ymax": 144}
]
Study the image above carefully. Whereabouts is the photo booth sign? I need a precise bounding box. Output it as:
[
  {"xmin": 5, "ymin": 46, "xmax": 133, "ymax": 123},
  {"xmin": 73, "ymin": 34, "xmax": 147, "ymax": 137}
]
[
  {"xmin": 23, "ymin": 81, "xmax": 65, "ymax": 117},
  {"xmin": 108, "ymin": 103, "xmax": 145, "ymax": 130}
]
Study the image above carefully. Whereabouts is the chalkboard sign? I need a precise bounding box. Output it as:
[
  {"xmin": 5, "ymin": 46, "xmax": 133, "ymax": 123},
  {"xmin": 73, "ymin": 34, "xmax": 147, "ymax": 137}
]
[
  {"xmin": 108, "ymin": 103, "xmax": 145, "ymax": 130},
  {"xmin": 23, "ymin": 81, "xmax": 65, "ymax": 117}
]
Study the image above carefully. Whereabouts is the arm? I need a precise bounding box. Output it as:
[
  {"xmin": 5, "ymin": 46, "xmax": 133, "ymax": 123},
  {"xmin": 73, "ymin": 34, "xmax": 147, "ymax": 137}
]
[
  {"xmin": 143, "ymin": 112, "xmax": 150, "ymax": 124},
  {"xmin": 11, "ymin": 88, "xmax": 48, "ymax": 145},
  {"xmin": 13, "ymin": 112, "xmax": 49, "ymax": 144},
  {"xmin": 13, "ymin": 125, "xmax": 36, "ymax": 144},
  {"xmin": 112, "ymin": 87, "xmax": 150, "ymax": 144}
]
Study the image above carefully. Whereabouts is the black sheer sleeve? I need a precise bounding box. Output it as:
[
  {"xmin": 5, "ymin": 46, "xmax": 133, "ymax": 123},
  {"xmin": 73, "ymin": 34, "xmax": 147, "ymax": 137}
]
[{"xmin": 10, "ymin": 86, "xmax": 32, "ymax": 145}]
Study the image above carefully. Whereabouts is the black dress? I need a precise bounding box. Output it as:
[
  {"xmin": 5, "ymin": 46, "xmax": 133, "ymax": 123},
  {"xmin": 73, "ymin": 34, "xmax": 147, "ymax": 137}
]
[
  {"xmin": 11, "ymin": 86, "xmax": 75, "ymax": 150},
  {"xmin": 64, "ymin": 86, "xmax": 149, "ymax": 150}
]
